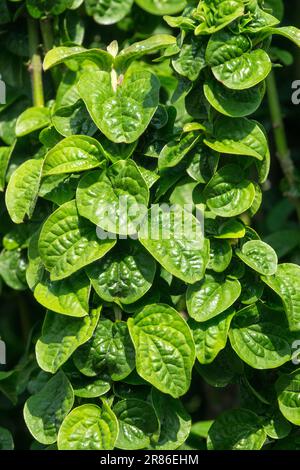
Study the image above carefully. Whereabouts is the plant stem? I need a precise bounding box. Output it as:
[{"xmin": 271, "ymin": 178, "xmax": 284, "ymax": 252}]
[
  {"xmin": 266, "ymin": 70, "xmax": 300, "ymax": 220},
  {"xmin": 40, "ymin": 17, "xmax": 60, "ymax": 87},
  {"xmin": 27, "ymin": 16, "xmax": 44, "ymax": 107}
]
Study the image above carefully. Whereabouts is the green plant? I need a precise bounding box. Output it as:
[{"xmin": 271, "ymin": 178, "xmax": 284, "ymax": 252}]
[{"xmin": 1, "ymin": 0, "xmax": 300, "ymax": 451}]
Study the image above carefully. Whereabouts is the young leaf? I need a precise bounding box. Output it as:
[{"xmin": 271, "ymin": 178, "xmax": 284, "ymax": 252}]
[
  {"xmin": 57, "ymin": 402, "xmax": 118, "ymax": 450},
  {"xmin": 43, "ymin": 135, "xmax": 106, "ymax": 176},
  {"xmin": 38, "ymin": 200, "xmax": 116, "ymax": 280},
  {"xmin": 5, "ymin": 158, "xmax": 44, "ymax": 224},
  {"xmin": 195, "ymin": 0, "xmax": 244, "ymax": 35},
  {"xmin": 24, "ymin": 371, "xmax": 74, "ymax": 445},
  {"xmin": 236, "ymin": 240, "xmax": 278, "ymax": 276},
  {"xmin": 86, "ymin": 240, "xmax": 156, "ymax": 305},
  {"xmin": 15, "ymin": 107, "xmax": 50, "ymax": 137},
  {"xmin": 135, "ymin": 0, "xmax": 186, "ymax": 15},
  {"xmin": 207, "ymin": 409, "xmax": 266, "ymax": 450},
  {"xmin": 36, "ymin": 307, "xmax": 101, "ymax": 373},
  {"xmin": 128, "ymin": 304, "xmax": 195, "ymax": 398},
  {"xmin": 186, "ymin": 275, "xmax": 240, "ymax": 322},
  {"xmin": 113, "ymin": 398, "xmax": 159, "ymax": 450},
  {"xmin": 43, "ymin": 46, "xmax": 113, "ymax": 71},
  {"xmin": 158, "ymin": 131, "xmax": 201, "ymax": 170},
  {"xmin": 78, "ymin": 69, "xmax": 160, "ymax": 143}
]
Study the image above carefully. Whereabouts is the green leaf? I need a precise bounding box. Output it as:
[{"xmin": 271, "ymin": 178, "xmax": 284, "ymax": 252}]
[
  {"xmin": 34, "ymin": 271, "xmax": 90, "ymax": 317},
  {"xmin": 207, "ymin": 409, "xmax": 266, "ymax": 450},
  {"xmin": 269, "ymin": 26, "xmax": 300, "ymax": 48},
  {"xmin": 187, "ymin": 275, "xmax": 240, "ymax": 322},
  {"xmin": 189, "ymin": 308, "xmax": 235, "ymax": 364},
  {"xmin": 212, "ymin": 50, "xmax": 271, "ymax": 90},
  {"xmin": 263, "ymin": 411, "xmax": 292, "ymax": 440},
  {"xmin": 52, "ymin": 100, "xmax": 97, "ymax": 138},
  {"xmin": 0, "ymin": 249, "xmax": 27, "ymax": 291},
  {"xmin": 203, "ymin": 164, "xmax": 255, "ymax": 217},
  {"xmin": 205, "ymin": 116, "xmax": 269, "ymax": 160},
  {"xmin": 158, "ymin": 131, "xmax": 201, "ymax": 170},
  {"xmin": 86, "ymin": 241, "xmax": 156, "ymax": 305},
  {"xmin": 150, "ymin": 389, "xmax": 191, "ymax": 450},
  {"xmin": 6, "ymin": 158, "xmax": 44, "ymax": 224},
  {"xmin": 196, "ymin": 345, "xmax": 243, "ymax": 387},
  {"xmin": 36, "ymin": 307, "xmax": 101, "ymax": 373},
  {"xmin": 115, "ymin": 35, "xmax": 176, "ymax": 71},
  {"xmin": 15, "ymin": 107, "xmax": 50, "ymax": 137},
  {"xmin": 43, "ymin": 46, "xmax": 113, "ymax": 71},
  {"xmin": 204, "ymin": 79, "xmax": 266, "ymax": 117},
  {"xmin": 76, "ymin": 160, "xmax": 149, "ymax": 236},
  {"xmin": 172, "ymin": 38, "xmax": 206, "ymax": 81},
  {"xmin": 0, "ymin": 427, "xmax": 14, "ymax": 450},
  {"xmin": 85, "ymin": 0, "xmax": 133, "ymax": 25},
  {"xmin": 27, "ymin": 0, "xmax": 73, "ymax": 18},
  {"xmin": 139, "ymin": 206, "xmax": 209, "ymax": 284},
  {"xmin": 128, "ymin": 304, "xmax": 195, "ymax": 398},
  {"xmin": 208, "ymin": 239, "xmax": 232, "ymax": 273},
  {"xmin": 24, "ymin": 371, "xmax": 74, "ymax": 445},
  {"xmin": 262, "ymin": 264, "xmax": 300, "ymax": 332},
  {"xmin": 113, "ymin": 398, "xmax": 159, "ymax": 450},
  {"xmin": 195, "ymin": 0, "xmax": 244, "ymax": 35},
  {"xmin": 71, "ymin": 374, "xmax": 111, "ymax": 398},
  {"xmin": 0, "ymin": 145, "xmax": 14, "ymax": 191},
  {"xmin": 38, "ymin": 200, "xmax": 116, "ymax": 281},
  {"xmin": 186, "ymin": 143, "xmax": 219, "ymax": 184},
  {"xmin": 73, "ymin": 319, "xmax": 135, "ymax": 381},
  {"xmin": 43, "ymin": 135, "xmax": 105, "ymax": 176},
  {"xmin": 78, "ymin": 69, "xmax": 160, "ymax": 143},
  {"xmin": 135, "ymin": 0, "xmax": 186, "ymax": 15},
  {"xmin": 229, "ymin": 320, "xmax": 291, "ymax": 369},
  {"xmin": 236, "ymin": 240, "xmax": 278, "ymax": 275},
  {"xmin": 276, "ymin": 369, "xmax": 300, "ymax": 425},
  {"xmin": 205, "ymin": 30, "xmax": 251, "ymax": 66},
  {"xmin": 57, "ymin": 402, "xmax": 118, "ymax": 450}
]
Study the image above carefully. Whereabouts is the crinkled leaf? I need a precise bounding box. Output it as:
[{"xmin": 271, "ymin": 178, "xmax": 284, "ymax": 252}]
[
  {"xmin": 113, "ymin": 398, "xmax": 159, "ymax": 450},
  {"xmin": 236, "ymin": 240, "xmax": 278, "ymax": 276},
  {"xmin": 36, "ymin": 307, "xmax": 101, "ymax": 373},
  {"xmin": 135, "ymin": 0, "xmax": 186, "ymax": 15},
  {"xmin": 128, "ymin": 304, "xmax": 195, "ymax": 398},
  {"xmin": 16, "ymin": 107, "xmax": 50, "ymax": 137},
  {"xmin": 24, "ymin": 371, "xmax": 74, "ymax": 445},
  {"xmin": 139, "ymin": 206, "xmax": 209, "ymax": 284},
  {"xmin": 276, "ymin": 369, "xmax": 300, "ymax": 425},
  {"xmin": 158, "ymin": 131, "xmax": 201, "ymax": 170},
  {"xmin": 195, "ymin": 0, "xmax": 244, "ymax": 35},
  {"xmin": 39, "ymin": 200, "xmax": 116, "ymax": 280},
  {"xmin": 187, "ymin": 274, "xmax": 240, "ymax": 322},
  {"xmin": 85, "ymin": 0, "xmax": 133, "ymax": 25},
  {"xmin": 86, "ymin": 241, "xmax": 156, "ymax": 305},
  {"xmin": 78, "ymin": 69, "xmax": 160, "ymax": 144},
  {"xmin": 6, "ymin": 158, "xmax": 44, "ymax": 224},
  {"xmin": 57, "ymin": 402, "xmax": 118, "ymax": 450},
  {"xmin": 76, "ymin": 160, "xmax": 149, "ymax": 235}
]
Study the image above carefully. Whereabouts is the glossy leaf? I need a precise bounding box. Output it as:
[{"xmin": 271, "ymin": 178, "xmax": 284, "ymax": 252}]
[
  {"xmin": 85, "ymin": 0, "xmax": 133, "ymax": 25},
  {"xmin": 139, "ymin": 205, "xmax": 209, "ymax": 284},
  {"xmin": 76, "ymin": 160, "xmax": 149, "ymax": 235},
  {"xmin": 16, "ymin": 107, "xmax": 50, "ymax": 137},
  {"xmin": 6, "ymin": 158, "xmax": 44, "ymax": 224},
  {"xmin": 187, "ymin": 275, "xmax": 240, "ymax": 322},
  {"xmin": 262, "ymin": 264, "xmax": 300, "ymax": 331},
  {"xmin": 135, "ymin": 0, "xmax": 186, "ymax": 15},
  {"xmin": 86, "ymin": 241, "xmax": 156, "ymax": 305},
  {"xmin": 128, "ymin": 304, "xmax": 195, "ymax": 398},
  {"xmin": 113, "ymin": 398, "xmax": 159, "ymax": 450},
  {"xmin": 207, "ymin": 409, "xmax": 266, "ymax": 450},
  {"xmin": 43, "ymin": 135, "xmax": 105, "ymax": 176},
  {"xmin": 24, "ymin": 371, "xmax": 74, "ymax": 444},
  {"xmin": 189, "ymin": 308, "xmax": 235, "ymax": 364},
  {"xmin": 43, "ymin": 46, "xmax": 113, "ymax": 71},
  {"xmin": 236, "ymin": 240, "xmax": 278, "ymax": 276},
  {"xmin": 203, "ymin": 164, "xmax": 255, "ymax": 217},
  {"xmin": 78, "ymin": 69, "xmax": 160, "ymax": 143},
  {"xmin": 36, "ymin": 307, "xmax": 100, "ymax": 373},
  {"xmin": 57, "ymin": 402, "xmax": 118, "ymax": 450},
  {"xmin": 276, "ymin": 369, "xmax": 300, "ymax": 425},
  {"xmin": 38, "ymin": 200, "xmax": 116, "ymax": 280}
]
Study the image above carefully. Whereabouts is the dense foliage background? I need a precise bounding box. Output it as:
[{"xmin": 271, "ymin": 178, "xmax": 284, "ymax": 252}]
[{"xmin": 0, "ymin": 0, "xmax": 300, "ymax": 450}]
